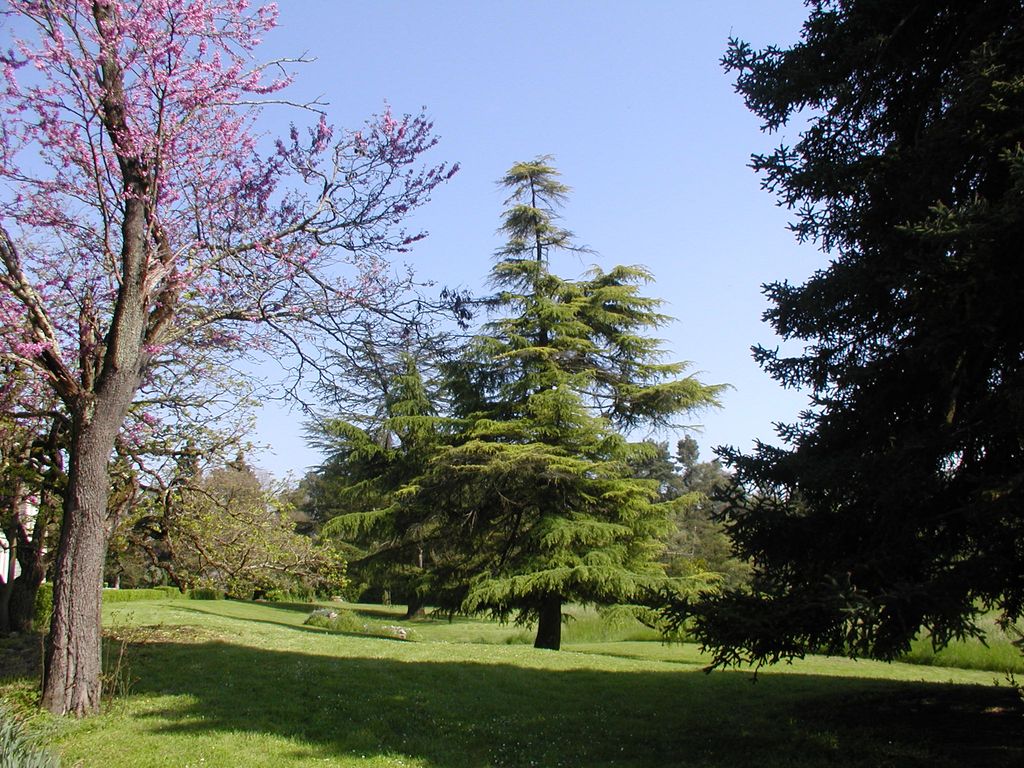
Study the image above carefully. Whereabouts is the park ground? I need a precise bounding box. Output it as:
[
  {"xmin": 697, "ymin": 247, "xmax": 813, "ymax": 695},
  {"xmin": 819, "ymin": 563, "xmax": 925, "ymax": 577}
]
[{"xmin": 1, "ymin": 598, "xmax": 1022, "ymax": 767}]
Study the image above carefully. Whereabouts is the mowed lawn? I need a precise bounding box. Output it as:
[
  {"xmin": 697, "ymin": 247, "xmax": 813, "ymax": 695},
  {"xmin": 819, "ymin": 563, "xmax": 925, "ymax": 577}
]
[{"xmin": 4, "ymin": 599, "xmax": 1022, "ymax": 768}]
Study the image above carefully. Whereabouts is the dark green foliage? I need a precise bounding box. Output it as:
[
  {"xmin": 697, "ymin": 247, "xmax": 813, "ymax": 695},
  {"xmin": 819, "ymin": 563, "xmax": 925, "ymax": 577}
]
[
  {"xmin": 31, "ymin": 584, "xmax": 51, "ymax": 633},
  {"xmin": 314, "ymin": 159, "xmax": 724, "ymax": 648},
  {"xmin": 313, "ymin": 354, "xmax": 450, "ymax": 609},
  {"xmin": 189, "ymin": 588, "xmax": 225, "ymax": 601},
  {"xmin": 633, "ymin": 439, "xmax": 751, "ymax": 589},
  {"xmin": 680, "ymin": 0, "xmax": 1024, "ymax": 668}
]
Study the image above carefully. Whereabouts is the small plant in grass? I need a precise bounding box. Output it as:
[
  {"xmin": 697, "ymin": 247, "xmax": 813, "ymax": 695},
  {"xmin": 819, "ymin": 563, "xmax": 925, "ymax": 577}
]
[
  {"xmin": 304, "ymin": 608, "xmax": 366, "ymax": 633},
  {"xmin": 102, "ymin": 618, "xmax": 141, "ymax": 702},
  {"xmin": 0, "ymin": 700, "xmax": 61, "ymax": 768}
]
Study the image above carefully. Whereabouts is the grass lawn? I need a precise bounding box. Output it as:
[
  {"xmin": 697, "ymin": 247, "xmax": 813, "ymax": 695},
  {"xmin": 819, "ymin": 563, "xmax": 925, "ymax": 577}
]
[{"xmin": 2, "ymin": 599, "xmax": 1022, "ymax": 767}]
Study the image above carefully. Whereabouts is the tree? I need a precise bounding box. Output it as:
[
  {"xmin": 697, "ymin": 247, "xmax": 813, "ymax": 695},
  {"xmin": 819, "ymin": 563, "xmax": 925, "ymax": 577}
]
[
  {"xmin": 630, "ymin": 438, "xmax": 749, "ymax": 589},
  {"xmin": 678, "ymin": 0, "xmax": 1024, "ymax": 668},
  {"xmin": 142, "ymin": 458, "xmax": 344, "ymax": 599},
  {"xmin": 310, "ymin": 353, "xmax": 450, "ymax": 615},
  {"xmin": 0, "ymin": 370, "xmax": 63, "ymax": 635},
  {"xmin": 0, "ymin": 0, "xmax": 455, "ymax": 714},
  {"xmin": 412, "ymin": 158, "xmax": 724, "ymax": 649}
]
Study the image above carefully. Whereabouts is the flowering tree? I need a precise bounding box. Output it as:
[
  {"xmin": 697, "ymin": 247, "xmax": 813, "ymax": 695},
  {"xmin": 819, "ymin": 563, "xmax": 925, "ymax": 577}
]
[{"xmin": 0, "ymin": 0, "xmax": 456, "ymax": 715}]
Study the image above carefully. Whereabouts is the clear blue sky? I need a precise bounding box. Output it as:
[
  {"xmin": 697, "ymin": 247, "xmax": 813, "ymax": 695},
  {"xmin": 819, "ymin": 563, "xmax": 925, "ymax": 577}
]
[{"xmin": 251, "ymin": 0, "xmax": 821, "ymax": 479}]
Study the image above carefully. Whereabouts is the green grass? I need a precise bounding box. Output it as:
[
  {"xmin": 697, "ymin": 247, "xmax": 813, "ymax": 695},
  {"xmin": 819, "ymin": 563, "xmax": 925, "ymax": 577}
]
[
  {"xmin": 1, "ymin": 598, "xmax": 1021, "ymax": 768},
  {"xmin": 900, "ymin": 614, "xmax": 1024, "ymax": 674}
]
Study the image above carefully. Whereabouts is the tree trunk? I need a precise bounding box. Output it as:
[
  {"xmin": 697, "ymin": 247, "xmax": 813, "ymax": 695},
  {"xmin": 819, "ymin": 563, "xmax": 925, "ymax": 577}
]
[
  {"xmin": 9, "ymin": 507, "xmax": 49, "ymax": 634},
  {"xmin": 0, "ymin": 554, "xmax": 12, "ymax": 634},
  {"xmin": 404, "ymin": 597, "xmax": 426, "ymax": 620},
  {"xmin": 2, "ymin": 492, "xmax": 21, "ymax": 634},
  {"xmin": 41, "ymin": 406, "xmax": 126, "ymax": 716},
  {"xmin": 8, "ymin": 571, "xmax": 44, "ymax": 633},
  {"xmin": 534, "ymin": 593, "xmax": 562, "ymax": 650}
]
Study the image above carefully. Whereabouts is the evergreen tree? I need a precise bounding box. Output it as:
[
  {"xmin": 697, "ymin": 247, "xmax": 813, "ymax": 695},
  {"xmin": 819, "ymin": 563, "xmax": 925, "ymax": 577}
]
[
  {"xmin": 421, "ymin": 158, "xmax": 724, "ymax": 649},
  {"xmin": 311, "ymin": 354, "xmax": 451, "ymax": 614},
  {"xmin": 632, "ymin": 439, "xmax": 750, "ymax": 589},
  {"xmin": 678, "ymin": 0, "xmax": 1024, "ymax": 667}
]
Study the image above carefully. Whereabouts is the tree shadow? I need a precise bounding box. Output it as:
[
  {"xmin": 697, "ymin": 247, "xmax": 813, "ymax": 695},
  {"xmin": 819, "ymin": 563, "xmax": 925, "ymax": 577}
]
[
  {"xmin": 169, "ymin": 605, "xmax": 331, "ymax": 636},
  {"xmin": 114, "ymin": 638, "xmax": 1022, "ymax": 768}
]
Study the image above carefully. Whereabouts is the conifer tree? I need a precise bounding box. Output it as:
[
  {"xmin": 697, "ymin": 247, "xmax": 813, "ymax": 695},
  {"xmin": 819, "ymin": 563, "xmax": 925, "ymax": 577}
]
[
  {"xmin": 419, "ymin": 158, "xmax": 724, "ymax": 649},
  {"xmin": 677, "ymin": 0, "xmax": 1024, "ymax": 668},
  {"xmin": 311, "ymin": 354, "xmax": 450, "ymax": 614}
]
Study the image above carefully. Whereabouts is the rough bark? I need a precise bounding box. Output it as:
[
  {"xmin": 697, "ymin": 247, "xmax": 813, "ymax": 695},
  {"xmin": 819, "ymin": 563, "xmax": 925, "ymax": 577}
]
[
  {"xmin": 533, "ymin": 594, "xmax": 562, "ymax": 650},
  {"xmin": 42, "ymin": 397, "xmax": 135, "ymax": 715},
  {"xmin": 8, "ymin": 570, "xmax": 44, "ymax": 633},
  {"xmin": 40, "ymin": 4, "xmax": 152, "ymax": 715}
]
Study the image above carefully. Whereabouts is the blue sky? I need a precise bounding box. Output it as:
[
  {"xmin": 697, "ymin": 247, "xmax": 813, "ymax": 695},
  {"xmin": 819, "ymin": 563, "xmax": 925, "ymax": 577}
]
[{"xmin": 251, "ymin": 0, "xmax": 821, "ymax": 479}]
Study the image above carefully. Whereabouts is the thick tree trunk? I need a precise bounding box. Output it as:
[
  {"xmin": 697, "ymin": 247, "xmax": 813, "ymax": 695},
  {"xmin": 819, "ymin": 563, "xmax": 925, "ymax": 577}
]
[
  {"xmin": 534, "ymin": 593, "xmax": 562, "ymax": 650},
  {"xmin": 404, "ymin": 597, "xmax": 426, "ymax": 620},
  {"xmin": 42, "ymin": 406, "xmax": 126, "ymax": 716}
]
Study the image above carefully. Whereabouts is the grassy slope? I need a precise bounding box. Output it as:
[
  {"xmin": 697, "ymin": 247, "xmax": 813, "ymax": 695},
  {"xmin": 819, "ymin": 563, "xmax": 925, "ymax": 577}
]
[{"xmin": 4, "ymin": 600, "xmax": 1022, "ymax": 768}]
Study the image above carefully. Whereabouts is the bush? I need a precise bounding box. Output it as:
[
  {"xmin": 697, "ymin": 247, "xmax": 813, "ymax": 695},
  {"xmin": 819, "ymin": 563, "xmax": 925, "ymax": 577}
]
[
  {"xmin": 102, "ymin": 587, "xmax": 187, "ymax": 603},
  {"xmin": 189, "ymin": 587, "xmax": 225, "ymax": 601},
  {"xmin": 0, "ymin": 700, "xmax": 61, "ymax": 768},
  {"xmin": 258, "ymin": 585, "xmax": 319, "ymax": 603},
  {"xmin": 303, "ymin": 608, "xmax": 417, "ymax": 641},
  {"xmin": 32, "ymin": 584, "xmax": 53, "ymax": 633}
]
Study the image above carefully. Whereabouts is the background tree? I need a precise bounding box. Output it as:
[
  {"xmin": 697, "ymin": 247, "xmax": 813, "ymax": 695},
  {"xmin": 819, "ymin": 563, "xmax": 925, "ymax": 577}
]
[
  {"xmin": 310, "ymin": 353, "xmax": 450, "ymax": 616},
  {"xmin": 0, "ymin": 0, "xmax": 455, "ymax": 714},
  {"xmin": 0, "ymin": 372, "xmax": 64, "ymax": 634},
  {"xmin": 409, "ymin": 158, "xmax": 724, "ymax": 649},
  {"xmin": 103, "ymin": 381, "xmax": 268, "ymax": 589},
  {"xmin": 630, "ymin": 438, "xmax": 750, "ymax": 589},
  {"xmin": 676, "ymin": 0, "xmax": 1024, "ymax": 668},
  {"xmin": 150, "ymin": 457, "xmax": 344, "ymax": 599}
]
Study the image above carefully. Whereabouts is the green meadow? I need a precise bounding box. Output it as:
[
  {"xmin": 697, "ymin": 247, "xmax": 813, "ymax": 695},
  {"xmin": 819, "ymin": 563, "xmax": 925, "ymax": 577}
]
[{"xmin": 1, "ymin": 598, "xmax": 1021, "ymax": 767}]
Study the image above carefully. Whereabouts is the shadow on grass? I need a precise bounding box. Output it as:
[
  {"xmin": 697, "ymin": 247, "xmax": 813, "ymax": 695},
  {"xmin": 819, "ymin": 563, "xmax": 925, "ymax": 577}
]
[
  {"xmin": 113, "ymin": 638, "xmax": 1022, "ymax": 768},
  {"xmin": 165, "ymin": 604, "xmax": 328, "ymax": 636}
]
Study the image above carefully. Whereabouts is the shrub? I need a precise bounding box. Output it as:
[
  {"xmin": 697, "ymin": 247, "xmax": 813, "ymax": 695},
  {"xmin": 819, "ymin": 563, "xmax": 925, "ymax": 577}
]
[
  {"xmin": 189, "ymin": 587, "xmax": 225, "ymax": 601},
  {"xmin": 32, "ymin": 584, "xmax": 53, "ymax": 633},
  {"xmin": 259, "ymin": 587, "xmax": 309, "ymax": 603},
  {"xmin": 0, "ymin": 700, "xmax": 61, "ymax": 768},
  {"xmin": 102, "ymin": 588, "xmax": 186, "ymax": 603},
  {"xmin": 303, "ymin": 609, "xmax": 417, "ymax": 641}
]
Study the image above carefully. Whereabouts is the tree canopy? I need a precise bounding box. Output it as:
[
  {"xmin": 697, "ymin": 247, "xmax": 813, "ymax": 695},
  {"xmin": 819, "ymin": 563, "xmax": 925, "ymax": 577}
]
[{"xmin": 678, "ymin": 0, "xmax": 1024, "ymax": 667}]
